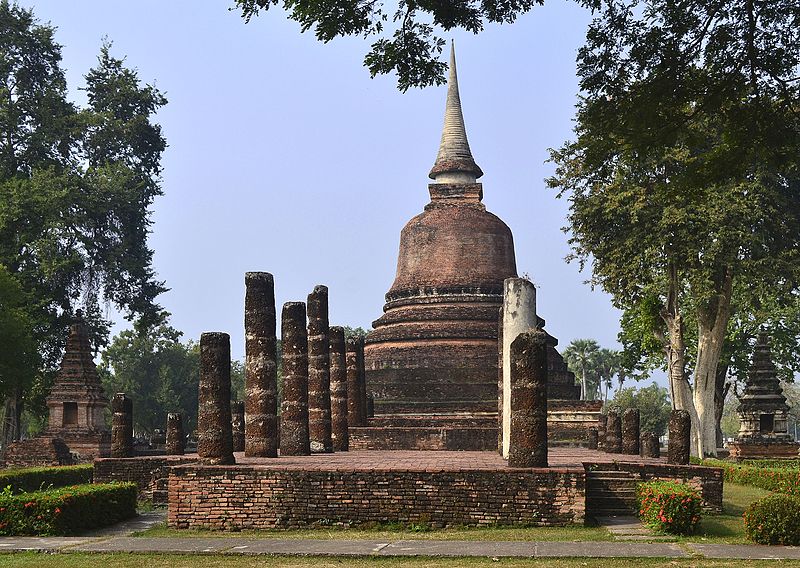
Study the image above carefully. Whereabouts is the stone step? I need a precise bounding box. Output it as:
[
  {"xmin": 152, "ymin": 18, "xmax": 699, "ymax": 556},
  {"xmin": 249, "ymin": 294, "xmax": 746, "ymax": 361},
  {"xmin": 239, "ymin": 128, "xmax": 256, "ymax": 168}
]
[
  {"xmin": 587, "ymin": 470, "xmax": 637, "ymax": 479},
  {"xmin": 588, "ymin": 480, "xmax": 638, "ymax": 491}
]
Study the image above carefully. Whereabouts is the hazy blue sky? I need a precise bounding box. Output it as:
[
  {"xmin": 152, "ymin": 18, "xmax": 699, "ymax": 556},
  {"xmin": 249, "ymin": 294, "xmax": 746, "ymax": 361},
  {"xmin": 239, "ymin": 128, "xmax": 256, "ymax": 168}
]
[{"xmin": 28, "ymin": 1, "xmax": 650, "ymax": 393}]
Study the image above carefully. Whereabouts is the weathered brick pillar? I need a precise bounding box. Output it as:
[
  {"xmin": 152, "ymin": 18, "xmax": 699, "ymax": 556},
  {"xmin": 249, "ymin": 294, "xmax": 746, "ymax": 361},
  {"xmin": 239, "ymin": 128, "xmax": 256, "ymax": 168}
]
[
  {"xmin": 640, "ymin": 431, "xmax": 660, "ymax": 458},
  {"xmin": 501, "ymin": 278, "xmax": 538, "ymax": 459},
  {"xmin": 366, "ymin": 392, "xmax": 374, "ymax": 419},
  {"xmin": 198, "ymin": 332, "xmax": 235, "ymax": 465},
  {"xmin": 166, "ymin": 412, "xmax": 185, "ymax": 455},
  {"xmin": 668, "ymin": 409, "xmax": 691, "ymax": 464},
  {"xmin": 346, "ymin": 337, "xmax": 364, "ymax": 428},
  {"xmin": 231, "ymin": 401, "xmax": 245, "ymax": 453},
  {"xmin": 605, "ymin": 410, "xmax": 622, "ymax": 453},
  {"xmin": 587, "ymin": 427, "xmax": 599, "ymax": 450},
  {"xmin": 244, "ymin": 271, "xmax": 278, "ymax": 458},
  {"xmin": 508, "ymin": 330, "xmax": 548, "ymax": 468},
  {"xmin": 280, "ymin": 302, "xmax": 310, "ymax": 456},
  {"xmin": 307, "ymin": 286, "xmax": 333, "ymax": 453},
  {"xmin": 356, "ymin": 337, "xmax": 368, "ymax": 427},
  {"xmin": 622, "ymin": 408, "xmax": 640, "ymax": 455},
  {"xmin": 497, "ymin": 306, "xmax": 504, "ymax": 454},
  {"xmin": 597, "ymin": 414, "xmax": 607, "ymax": 451},
  {"xmin": 329, "ymin": 326, "xmax": 348, "ymax": 451},
  {"xmin": 111, "ymin": 393, "xmax": 133, "ymax": 458}
]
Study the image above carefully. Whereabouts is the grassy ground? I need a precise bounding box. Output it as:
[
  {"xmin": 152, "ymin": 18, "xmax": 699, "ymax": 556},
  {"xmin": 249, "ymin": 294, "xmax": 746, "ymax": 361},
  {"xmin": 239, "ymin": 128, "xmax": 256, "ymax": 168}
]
[
  {"xmin": 1, "ymin": 555, "xmax": 799, "ymax": 568},
  {"xmin": 680, "ymin": 483, "xmax": 771, "ymax": 544},
  {"xmin": 134, "ymin": 522, "xmax": 613, "ymax": 541}
]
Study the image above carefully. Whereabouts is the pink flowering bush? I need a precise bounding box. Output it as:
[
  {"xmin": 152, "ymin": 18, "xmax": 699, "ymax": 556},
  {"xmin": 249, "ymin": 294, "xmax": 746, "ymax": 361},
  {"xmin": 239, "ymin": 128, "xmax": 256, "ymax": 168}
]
[{"xmin": 636, "ymin": 480, "xmax": 702, "ymax": 535}]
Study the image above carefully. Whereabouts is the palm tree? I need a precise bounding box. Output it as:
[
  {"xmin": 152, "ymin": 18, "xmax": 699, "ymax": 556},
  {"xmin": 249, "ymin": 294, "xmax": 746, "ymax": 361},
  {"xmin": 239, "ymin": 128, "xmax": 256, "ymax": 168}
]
[
  {"xmin": 596, "ymin": 348, "xmax": 622, "ymax": 402},
  {"xmin": 563, "ymin": 339, "xmax": 600, "ymax": 400}
]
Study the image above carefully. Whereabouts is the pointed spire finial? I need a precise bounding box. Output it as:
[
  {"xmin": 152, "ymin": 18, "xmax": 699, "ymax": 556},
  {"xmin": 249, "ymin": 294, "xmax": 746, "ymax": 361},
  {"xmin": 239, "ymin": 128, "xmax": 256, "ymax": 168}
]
[{"xmin": 429, "ymin": 41, "xmax": 483, "ymax": 183}]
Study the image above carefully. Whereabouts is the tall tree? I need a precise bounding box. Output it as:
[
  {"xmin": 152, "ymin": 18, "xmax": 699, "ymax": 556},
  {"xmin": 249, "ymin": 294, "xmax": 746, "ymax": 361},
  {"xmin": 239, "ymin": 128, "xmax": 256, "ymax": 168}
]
[
  {"xmin": 99, "ymin": 317, "xmax": 199, "ymax": 435},
  {"xmin": 233, "ymin": 0, "xmax": 544, "ymax": 90},
  {"xmin": 0, "ymin": 2, "xmax": 167, "ymax": 441},
  {"xmin": 549, "ymin": 0, "xmax": 800, "ymax": 456},
  {"xmin": 563, "ymin": 339, "xmax": 600, "ymax": 400}
]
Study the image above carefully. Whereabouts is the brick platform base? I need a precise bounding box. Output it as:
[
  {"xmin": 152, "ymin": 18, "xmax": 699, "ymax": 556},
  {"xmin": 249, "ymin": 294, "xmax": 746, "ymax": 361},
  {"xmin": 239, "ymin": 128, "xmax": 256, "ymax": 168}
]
[
  {"xmin": 94, "ymin": 455, "xmax": 198, "ymax": 504},
  {"xmin": 163, "ymin": 449, "xmax": 723, "ymax": 530}
]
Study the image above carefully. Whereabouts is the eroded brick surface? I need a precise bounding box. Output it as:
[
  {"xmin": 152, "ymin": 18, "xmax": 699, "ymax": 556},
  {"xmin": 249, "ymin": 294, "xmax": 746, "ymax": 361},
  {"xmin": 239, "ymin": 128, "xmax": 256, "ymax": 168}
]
[{"xmin": 244, "ymin": 272, "xmax": 279, "ymax": 458}]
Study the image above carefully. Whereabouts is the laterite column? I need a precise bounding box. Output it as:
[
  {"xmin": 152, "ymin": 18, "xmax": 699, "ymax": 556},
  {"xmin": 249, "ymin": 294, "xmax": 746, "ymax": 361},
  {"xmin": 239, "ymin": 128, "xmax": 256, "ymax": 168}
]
[
  {"xmin": 231, "ymin": 401, "xmax": 245, "ymax": 452},
  {"xmin": 197, "ymin": 332, "xmax": 235, "ymax": 465},
  {"xmin": 166, "ymin": 412, "xmax": 185, "ymax": 455},
  {"xmin": 111, "ymin": 393, "xmax": 133, "ymax": 458},
  {"xmin": 508, "ymin": 330, "xmax": 548, "ymax": 468},
  {"xmin": 280, "ymin": 302, "xmax": 310, "ymax": 455},
  {"xmin": 329, "ymin": 326, "xmax": 349, "ymax": 451},
  {"xmin": 668, "ymin": 409, "xmax": 691, "ymax": 464},
  {"xmin": 244, "ymin": 272, "xmax": 278, "ymax": 457},
  {"xmin": 307, "ymin": 285, "xmax": 333, "ymax": 453},
  {"xmin": 622, "ymin": 408, "xmax": 640, "ymax": 455},
  {"xmin": 605, "ymin": 410, "xmax": 622, "ymax": 453}
]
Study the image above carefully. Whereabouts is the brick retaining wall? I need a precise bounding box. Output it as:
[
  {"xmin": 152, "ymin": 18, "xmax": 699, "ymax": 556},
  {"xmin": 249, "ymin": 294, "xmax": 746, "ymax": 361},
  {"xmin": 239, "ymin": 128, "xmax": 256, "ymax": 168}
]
[
  {"xmin": 94, "ymin": 455, "xmax": 197, "ymax": 504},
  {"xmin": 592, "ymin": 462, "xmax": 724, "ymax": 512},
  {"xmin": 168, "ymin": 466, "xmax": 586, "ymax": 529}
]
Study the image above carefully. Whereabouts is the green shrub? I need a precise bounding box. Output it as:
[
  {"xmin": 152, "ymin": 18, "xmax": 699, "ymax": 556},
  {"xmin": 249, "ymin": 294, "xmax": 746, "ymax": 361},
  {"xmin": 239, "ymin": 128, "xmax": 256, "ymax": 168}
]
[
  {"xmin": 743, "ymin": 494, "xmax": 800, "ymax": 545},
  {"xmin": 636, "ymin": 480, "xmax": 702, "ymax": 535},
  {"xmin": 741, "ymin": 459, "xmax": 800, "ymax": 470},
  {"xmin": 0, "ymin": 465, "xmax": 93, "ymax": 493},
  {"xmin": 0, "ymin": 482, "xmax": 136, "ymax": 536},
  {"xmin": 704, "ymin": 458, "xmax": 800, "ymax": 496}
]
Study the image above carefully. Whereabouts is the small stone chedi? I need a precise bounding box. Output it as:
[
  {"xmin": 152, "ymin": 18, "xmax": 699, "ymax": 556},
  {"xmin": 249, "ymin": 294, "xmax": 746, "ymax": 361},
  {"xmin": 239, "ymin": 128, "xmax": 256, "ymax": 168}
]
[
  {"xmin": 4, "ymin": 311, "xmax": 111, "ymax": 466},
  {"xmin": 729, "ymin": 334, "xmax": 800, "ymax": 460}
]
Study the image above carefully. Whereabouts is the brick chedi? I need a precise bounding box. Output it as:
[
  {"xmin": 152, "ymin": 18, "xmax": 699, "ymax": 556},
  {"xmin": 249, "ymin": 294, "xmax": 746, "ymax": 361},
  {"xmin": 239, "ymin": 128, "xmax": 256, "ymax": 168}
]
[
  {"xmin": 729, "ymin": 333, "xmax": 799, "ymax": 460},
  {"xmin": 364, "ymin": 43, "xmax": 517, "ymax": 417},
  {"xmin": 44, "ymin": 311, "xmax": 110, "ymax": 459}
]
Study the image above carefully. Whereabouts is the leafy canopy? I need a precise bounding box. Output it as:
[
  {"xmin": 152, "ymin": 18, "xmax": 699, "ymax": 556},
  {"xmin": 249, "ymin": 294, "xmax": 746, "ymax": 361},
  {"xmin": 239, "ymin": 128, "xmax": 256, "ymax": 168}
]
[
  {"xmin": 233, "ymin": 0, "xmax": 544, "ymax": 90},
  {"xmin": 0, "ymin": 1, "xmax": 167, "ymax": 431}
]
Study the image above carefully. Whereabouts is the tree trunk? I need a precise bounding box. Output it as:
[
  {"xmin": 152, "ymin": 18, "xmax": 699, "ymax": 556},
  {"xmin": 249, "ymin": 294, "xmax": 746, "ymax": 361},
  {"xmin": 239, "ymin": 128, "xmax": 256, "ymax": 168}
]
[
  {"xmin": 1, "ymin": 390, "xmax": 23, "ymax": 454},
  {"xmin": 692, "ymin": 267, "xmax": 733, "ymax": 458},
  {"xmin": 658, "ymin": 262, "xmax": 702, "ymax": 455},
  {"xmin": 714, "ymin": 362, "xmax": 730, "ymax": 448},
  {"xmin": 580, "ymin": 362, "xmax": 588, "ymax": 401}
]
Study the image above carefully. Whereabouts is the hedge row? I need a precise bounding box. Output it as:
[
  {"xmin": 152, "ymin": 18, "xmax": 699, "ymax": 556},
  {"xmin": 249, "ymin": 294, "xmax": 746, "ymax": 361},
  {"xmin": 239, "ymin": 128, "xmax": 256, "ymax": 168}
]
[
  {"xmin": 744, "ymin": 494, "xmax": 800, "ymax": 545},
  {"xmin": 741, "ymin": 459, "xmax": 800, "ymax": 470},
  {"xmin": 636, "ymin": 480, "xmax": 702, "ymax": 535},
  {"xmin": 0, "ymin": 483, "xmax": 136, "ymax": 536},
  {"xmin": 704, "ymin": 458, "xmax": 800, "ymax": 495},
  {"xmin": 0, "ymin": 465, "xmax": 93, "ymax": 493}
]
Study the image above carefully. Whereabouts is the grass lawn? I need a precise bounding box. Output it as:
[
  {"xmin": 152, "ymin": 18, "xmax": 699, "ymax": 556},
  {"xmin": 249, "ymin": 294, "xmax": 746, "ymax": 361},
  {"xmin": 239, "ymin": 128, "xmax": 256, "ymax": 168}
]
[
  {"xmin": 679, "ymin": 482, "xmax": 771, "ymax": 544},
  {"xmin": 1, "ymin": 555, "xmax": 799, "ymax": 568},
  {"xmin": 134, "ymin": 522, "xmax": 614, "ymax": 541}
]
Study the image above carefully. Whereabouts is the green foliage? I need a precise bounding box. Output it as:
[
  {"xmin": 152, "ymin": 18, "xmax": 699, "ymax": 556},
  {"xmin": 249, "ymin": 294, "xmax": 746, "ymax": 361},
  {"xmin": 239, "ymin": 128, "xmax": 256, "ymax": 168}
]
[
  {"xmin": 743, "ymin": 494, "xmax": 800, "ymax": 545},
  {"xmin": 0, "ymin": 465, "xmax": 93, "ymax": 493},
  {"xmin": 548, "ymin": 0, "xmax": 800, "ymax": 455},
  {"xmin": 99, "ymin": 317, "xmax": 199, "ymax": 434},
  {"xmin": 0, "ymin": 1, "xmax": 167, "ymax": 438},
  {"xmin": 636, "ymin": 480, "xmax": 702, "ymax": 535},
  {"xmin": 343, "ymin": 326, "xmax": 369, "ymax": 340},
  {"xmin": 703, "ymin": 459, "xmax": 800, "ymax": 496},
  {"xmin": 233, "ymin": 0, "xmax": 544, "ymax": 90},
  {"xmin": 0, "ymin": 265, "xmax": 38, "ymax": 400},
  {"xmin": 0, "ymin": 482, "xmax": 136, "ymax": 536},
  {"xmin": 607, "ymin": 382, "xmax": 671, "ymax": 437}
]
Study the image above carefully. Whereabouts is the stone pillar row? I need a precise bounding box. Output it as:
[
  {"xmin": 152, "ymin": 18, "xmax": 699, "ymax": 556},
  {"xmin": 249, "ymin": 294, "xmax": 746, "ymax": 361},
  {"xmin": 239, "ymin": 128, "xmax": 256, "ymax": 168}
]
[{"xmin": 192, "ymin": 274, "xmax": 369, "ymax": 461}]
